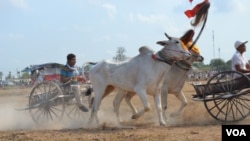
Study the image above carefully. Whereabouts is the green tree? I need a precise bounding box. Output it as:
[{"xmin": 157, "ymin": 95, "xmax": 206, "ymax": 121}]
[
  {"xmin": 21, "ymin": 72, "xmax": 30, "ymax": 79},
  {"xmin": 210, "ymin": 58, "xmax": 230, "ymax": 71}
]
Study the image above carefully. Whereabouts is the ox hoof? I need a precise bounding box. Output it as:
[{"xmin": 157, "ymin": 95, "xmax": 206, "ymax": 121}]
[
  {"xmin": 144, "ymin": 107, "xmax": 150, "ymax": 112},
  {"xmin": 131, "ymin": 114, "xmax": 138, "ymax": 119},
  {"xmin": 160, "ymin": 122, "xmax": 167, "ymax": 126},
  {"xmin": 117, "ymin": 118, "xmax": 123, "ymax": 123}
]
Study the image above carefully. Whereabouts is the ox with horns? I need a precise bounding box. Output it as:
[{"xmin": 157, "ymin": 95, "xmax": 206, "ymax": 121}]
[
  {"xmin": 113, "ymin": 29, "xmax": 204, "ymax": 123},
  {"xmin": 88, "ymin": 33, "xmax": 191, "ymax": 126}
]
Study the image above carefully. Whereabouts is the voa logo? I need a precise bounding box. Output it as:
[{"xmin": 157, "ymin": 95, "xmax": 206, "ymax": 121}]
[{"xmin": 226, "ymin": 129, "xmax": 246, "ymax": 136}]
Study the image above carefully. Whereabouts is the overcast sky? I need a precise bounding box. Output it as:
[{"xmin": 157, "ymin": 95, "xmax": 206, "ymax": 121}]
[{"xmin": 1, "ymin": 0, "xmax": 250, "ymax": 78}]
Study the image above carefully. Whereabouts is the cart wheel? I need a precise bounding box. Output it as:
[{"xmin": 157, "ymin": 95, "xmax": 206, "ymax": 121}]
[
  {"xmin": 65, "ymin": 95, "xmax": 91, "ymax": 120},
  {"xmin": 29, "ymin": 81, "xmax": 65, "ymax": 124},
  {"xmin": 204, "ymin": 70, "xmax": 250, "ymax": 123},
  {"xmin": 64, "ymin": 85, "xmax": 91, "ymax": 121}
]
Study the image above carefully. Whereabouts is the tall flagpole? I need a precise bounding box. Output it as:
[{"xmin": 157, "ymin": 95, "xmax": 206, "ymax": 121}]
[
  {"xmin": 218, "ymin": 48, "xmax": 220, "ymax": 59},
  {"xmin": 212, "ymin": 30, "xmax": 215, "ymax": 59}
]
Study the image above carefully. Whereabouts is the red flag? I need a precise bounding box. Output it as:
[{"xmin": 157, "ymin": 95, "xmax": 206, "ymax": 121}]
[{"xmin": 185, "ymin": 0, "xmax": 209, "ymax": 18}]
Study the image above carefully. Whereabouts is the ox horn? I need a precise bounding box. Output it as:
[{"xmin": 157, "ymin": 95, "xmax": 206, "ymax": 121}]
[{"xmin": 164, "ymin": 33, "xmax": 171, "ymax": 40}]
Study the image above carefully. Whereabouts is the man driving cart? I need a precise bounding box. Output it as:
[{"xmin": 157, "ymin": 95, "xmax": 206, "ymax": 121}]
[{"xmin": 60, "ymin": 53, "xmax": 89, "ymax": 112}]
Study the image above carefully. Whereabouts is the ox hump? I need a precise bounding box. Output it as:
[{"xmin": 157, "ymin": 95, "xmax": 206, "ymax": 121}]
[{"xmin": 139, "ymin": 46, "xmax": 154, "ymax": 54}]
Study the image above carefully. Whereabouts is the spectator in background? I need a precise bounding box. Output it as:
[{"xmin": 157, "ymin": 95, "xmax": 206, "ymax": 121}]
[{"xmin": 35, "ymin": 68, "xmax": 44, "ymax": 84}]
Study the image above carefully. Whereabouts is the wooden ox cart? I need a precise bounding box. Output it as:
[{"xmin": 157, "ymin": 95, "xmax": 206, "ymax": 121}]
[
  {"xmin": 192, "ymin": 70, "xmax": 250, "ymax": 123},
  {"xmin": 18, "ymin": 62, "xmax": 92, "ymax": 124}
]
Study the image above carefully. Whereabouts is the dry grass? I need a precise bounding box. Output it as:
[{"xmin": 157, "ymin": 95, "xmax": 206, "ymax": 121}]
[{"xmin": 0, "ymin": 82, "xmax": 249, "ymax": 141}]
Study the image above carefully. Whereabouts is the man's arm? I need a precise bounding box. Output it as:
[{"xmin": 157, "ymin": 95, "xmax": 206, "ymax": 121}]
[
  {"xmin": 60, "ymin": 75, "xmax": 72, "ymax": 83},
  {"xmin": 246, "ymin": 63, "xmax": 250, "ymax": 69},
  {"xmin": 235, "ymin": 64, "xmax": 250, "ymax": 73},
  {"xmin": 60, "ymin": 69, "xmax": 72, "ymax": 83}
]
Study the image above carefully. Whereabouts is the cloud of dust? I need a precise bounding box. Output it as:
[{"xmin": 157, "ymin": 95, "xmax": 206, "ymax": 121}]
[
  {"xmin": 0, "ymin": 90, "xmax": 89, "ymax": 131},
  {"xmin": 165, "ymin": 97, "xmax": 218, "ymax": 127},
  {"xmin": 0, "ymin": 89, "xmax": 124, "ymax": 131},
  {"xmin": 0, "ymin": 98, "xmax": 36, "ymax": 130},
  {"xmin": 0, "ymin": 88, "xmax": 218, "ymax": 131}
]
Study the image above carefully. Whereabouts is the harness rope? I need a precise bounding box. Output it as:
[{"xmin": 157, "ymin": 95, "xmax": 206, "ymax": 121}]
[
  {"xmin": 152, "ymin": 52, "xmax": 173, "ymax": 65},
  {"xmin": 175, "ymin": 61, "xmax": 192, "ymax": 70}
]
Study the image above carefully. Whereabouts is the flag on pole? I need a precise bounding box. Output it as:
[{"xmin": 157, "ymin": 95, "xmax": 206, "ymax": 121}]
[{"xmin": 185, "ymin": 0, "xmax": 209, "ymax": 18}]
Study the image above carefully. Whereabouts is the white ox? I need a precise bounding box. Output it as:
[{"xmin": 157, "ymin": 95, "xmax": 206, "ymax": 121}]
[
  {"xmin": 88, "ymin": 33, "xmax": 191, "ymax": 126},
  {"xmin": 113, "ymin": 43, "xmax": 204, "ymax": 122}
]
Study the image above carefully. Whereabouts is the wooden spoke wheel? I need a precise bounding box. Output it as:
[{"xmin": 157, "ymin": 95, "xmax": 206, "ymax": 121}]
[
  {"xmin": 64, "ymin": 85, "xmax": 92, "ymax": 121},
  {"xmin": 204, "ymin": 71, "xmax": 250, "ymax": 123},
  {"xmin": 64, "ymin": 95, "xmax": 91, "ymax": 120},
  {"xmin": 29, "ymin": 81, "xmax": 65, "ymax": 124}
]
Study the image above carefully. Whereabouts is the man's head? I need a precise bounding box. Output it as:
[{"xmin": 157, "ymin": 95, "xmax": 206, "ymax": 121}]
[
  {"xmin": 235, "ymin": 40, "xmax": 248, "ymax": 53},
  {"xmin": 67, "ymin": 53, "xmax": 75, "ymax": 61},
  {"xmin": 67, "ymin": 53, "xmax": 76, "ymax": 66},
  {"xmin": 235, "ymin": 40, "xmax": 248, "ymax": 49}
]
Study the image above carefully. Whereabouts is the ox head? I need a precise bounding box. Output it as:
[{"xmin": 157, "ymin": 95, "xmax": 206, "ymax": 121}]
[
  {"xmin": 186, "ymin": 42, "xmax": 204, "ymax": 63},
  {"xmin": 178, "ymin": 29, "xmax": 203, "ymax": 64},
  {"xmin": 156, "ymin": 33, "xmax": 191, "ymax": 61}
]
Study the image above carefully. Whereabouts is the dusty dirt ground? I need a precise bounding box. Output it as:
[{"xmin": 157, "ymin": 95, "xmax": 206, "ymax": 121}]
[{"xmin": 0, "ymin": 82, "xmax": 249, "ymax": 141}]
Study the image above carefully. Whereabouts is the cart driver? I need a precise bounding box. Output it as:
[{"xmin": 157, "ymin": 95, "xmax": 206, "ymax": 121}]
[
  {"xmin": 231, "ymin": 40, "xmax": 250, "ymax": 77},
  {"xmin": 60, "ymin": 53, "xmax": 88, "ymax": 112}
]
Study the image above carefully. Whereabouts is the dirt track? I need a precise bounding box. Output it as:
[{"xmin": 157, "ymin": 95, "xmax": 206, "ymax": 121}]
[{"xmin": 0, "ymin": 82, "xmax": 249, "ymax": 141}]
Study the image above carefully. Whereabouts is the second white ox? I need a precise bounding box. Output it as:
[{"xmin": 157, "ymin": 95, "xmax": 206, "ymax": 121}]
[
  {"xmin": 88, "ymin": 33, "xmax": 191, "ymax": 126},
  {"xmin": 113, "ymin": 43, "xmax": 204, "ymax": 123}
]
